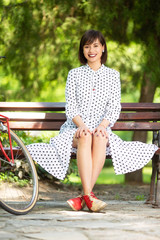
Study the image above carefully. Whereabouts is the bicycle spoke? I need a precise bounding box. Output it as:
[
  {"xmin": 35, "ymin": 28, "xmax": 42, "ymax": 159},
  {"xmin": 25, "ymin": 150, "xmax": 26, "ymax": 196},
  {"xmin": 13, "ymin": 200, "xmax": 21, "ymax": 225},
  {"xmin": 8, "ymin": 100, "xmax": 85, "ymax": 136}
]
[{"xmin": 0, "ymin": 129, "xmax": 38, "ymax": 215}]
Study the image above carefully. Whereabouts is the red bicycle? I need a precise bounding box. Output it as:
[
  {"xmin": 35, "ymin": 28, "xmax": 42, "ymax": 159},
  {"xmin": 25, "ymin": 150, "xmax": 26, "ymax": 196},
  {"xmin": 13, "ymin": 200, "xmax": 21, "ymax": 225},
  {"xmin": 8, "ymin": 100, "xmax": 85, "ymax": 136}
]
[
  {"xmin": 0, "ymin": 114, "xmax": 38, "ymax": 215},
  {"xmin": 0, "ymin": 57, "xmax": 38, "ymax": 215}
]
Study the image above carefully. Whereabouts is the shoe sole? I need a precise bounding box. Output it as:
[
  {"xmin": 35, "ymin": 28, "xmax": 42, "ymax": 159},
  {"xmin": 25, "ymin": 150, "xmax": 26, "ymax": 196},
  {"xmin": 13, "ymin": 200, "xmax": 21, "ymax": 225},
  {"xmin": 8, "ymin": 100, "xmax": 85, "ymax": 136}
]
[
  {"xmin": 67, "ymin": 200, "xmax": 78, "ymax": 211},
  {"xmin": 90, "ymin": 202, "xmax": 108, "ymax": 212},
  {"xmin": 67, "ymin": 200, "xmax": 107, "ymax": 212},
  {"xmin": 67, "ymin": 200, "xmax": 87, "ymax": 211}
]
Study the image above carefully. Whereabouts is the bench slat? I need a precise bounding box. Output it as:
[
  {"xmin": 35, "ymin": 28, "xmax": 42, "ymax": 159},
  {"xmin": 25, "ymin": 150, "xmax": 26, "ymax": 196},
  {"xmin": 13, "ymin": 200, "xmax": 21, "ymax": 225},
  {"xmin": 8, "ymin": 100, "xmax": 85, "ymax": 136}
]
[
  {"xmin": 120, "ymin": 112, "xmax": 160, "ymax": 121},
  {"xmin": 121, "ymin": 103, "xmax": 160, "ymax": 111},
  {"xmin": 4, "ymin": 121, "xmax": 160, "ymax": 131},
  {"xmin": 0, "ymin": 112, "xmax": 160, "ymax": 122},
  {"xmin": 0, "ymin": 102, "xmax": 65, "ymax": 111},
  {"xmin": 113, "ymin": 122, "xmax": 160, "ymax": 131},
  {"xmin": 0, "ymin": 112, "xmax": 66, "ymax": 121},
  {"xmin": 0, "ymin": 102, "xmax": 160, "ymax": 112}
]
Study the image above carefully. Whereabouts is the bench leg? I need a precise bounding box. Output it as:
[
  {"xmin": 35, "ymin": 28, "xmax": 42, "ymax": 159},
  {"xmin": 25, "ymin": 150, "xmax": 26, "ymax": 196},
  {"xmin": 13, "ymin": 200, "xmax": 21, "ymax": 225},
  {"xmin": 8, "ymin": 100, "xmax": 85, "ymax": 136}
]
[
  {"xmin": 145, "ymin": 155, "xmax": 158, "ymax": 204},
  {"xmin": 152, "ymin": 154, "xmax": 160, "ymax": 208}
]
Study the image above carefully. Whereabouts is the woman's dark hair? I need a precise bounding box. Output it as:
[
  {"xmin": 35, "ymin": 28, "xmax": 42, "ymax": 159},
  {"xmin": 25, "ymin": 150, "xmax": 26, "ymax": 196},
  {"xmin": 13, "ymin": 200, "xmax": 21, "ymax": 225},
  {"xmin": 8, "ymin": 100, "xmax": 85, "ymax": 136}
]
[{"xmin": 79, "ymin": 30, "xmax": 107, "ymax": 65}]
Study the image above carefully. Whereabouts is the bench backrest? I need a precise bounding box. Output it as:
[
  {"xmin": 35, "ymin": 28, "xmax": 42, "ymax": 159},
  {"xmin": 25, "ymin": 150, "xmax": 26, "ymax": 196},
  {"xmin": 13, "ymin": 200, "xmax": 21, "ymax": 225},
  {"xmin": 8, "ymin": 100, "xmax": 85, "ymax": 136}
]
[{"xmin": 0, "ymin": 102, "xmax": 160, "ymax": 131}]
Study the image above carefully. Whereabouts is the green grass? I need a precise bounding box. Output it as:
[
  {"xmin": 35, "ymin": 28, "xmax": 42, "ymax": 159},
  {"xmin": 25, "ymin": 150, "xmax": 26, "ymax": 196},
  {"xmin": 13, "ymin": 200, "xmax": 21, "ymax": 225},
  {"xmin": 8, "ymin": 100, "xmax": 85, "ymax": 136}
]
[
  {"xmin": 135, "ymin": 195, "xmax": 145, "ymax": 201},
  {"xmin": 66, "ymin": 167, "xmax": 152, "ymax": 185},
  {"xmin": 142, "ymin": 167, "xmax": 152, "ymax": 183}
]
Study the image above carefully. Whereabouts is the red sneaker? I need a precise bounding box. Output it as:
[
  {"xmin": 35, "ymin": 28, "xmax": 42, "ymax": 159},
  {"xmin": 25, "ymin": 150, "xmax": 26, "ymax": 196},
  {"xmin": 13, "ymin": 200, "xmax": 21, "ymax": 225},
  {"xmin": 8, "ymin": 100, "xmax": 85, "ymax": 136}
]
[
  {"xmin": 83, "ymin": 192, "xmax": 107, "ymax": 212},
  {"xmin": 67, "ymin": 195, "xmax": 85, "ymax": 211}
]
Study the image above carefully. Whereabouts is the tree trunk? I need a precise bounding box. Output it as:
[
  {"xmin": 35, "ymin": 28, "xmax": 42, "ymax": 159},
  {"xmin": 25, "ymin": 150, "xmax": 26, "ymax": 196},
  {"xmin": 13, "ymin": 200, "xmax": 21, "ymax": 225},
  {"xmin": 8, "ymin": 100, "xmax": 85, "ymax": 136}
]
[{"xmin": 125, "ymin": 73, "xmax": 157, "ymax": 183}]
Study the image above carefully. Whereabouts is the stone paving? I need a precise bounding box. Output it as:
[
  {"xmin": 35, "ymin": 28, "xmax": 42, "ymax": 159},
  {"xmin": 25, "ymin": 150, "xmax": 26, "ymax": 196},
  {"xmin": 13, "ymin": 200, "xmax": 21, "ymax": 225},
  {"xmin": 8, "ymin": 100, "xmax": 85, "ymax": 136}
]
[{"xmin": 0, "ymin": 200, "xmax": 160, "ymax": 240}]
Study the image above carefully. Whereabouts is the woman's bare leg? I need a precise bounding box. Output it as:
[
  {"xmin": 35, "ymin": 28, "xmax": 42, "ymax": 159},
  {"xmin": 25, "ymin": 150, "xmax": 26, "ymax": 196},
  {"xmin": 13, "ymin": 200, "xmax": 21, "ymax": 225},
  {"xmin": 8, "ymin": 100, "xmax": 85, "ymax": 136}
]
[
  {"xmin": 72, "ymin": 132, "xmax": 92, "ymax": 195},
  {"xmin": 91, "ymin": 133, "xmax": 108, "ymax": 191}
]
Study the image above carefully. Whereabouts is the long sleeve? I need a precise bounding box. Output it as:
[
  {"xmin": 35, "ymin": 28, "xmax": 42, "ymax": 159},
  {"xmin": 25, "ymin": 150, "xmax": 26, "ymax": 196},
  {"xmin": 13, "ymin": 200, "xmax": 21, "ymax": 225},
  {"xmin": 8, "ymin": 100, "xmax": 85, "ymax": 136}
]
[
  {"xmin": 104, "ymin": 71, "xmax": 121, "ymax": 127},
  {"xmin": 65, "ymin": 70, "xmax": 79, "ymax": 120}
]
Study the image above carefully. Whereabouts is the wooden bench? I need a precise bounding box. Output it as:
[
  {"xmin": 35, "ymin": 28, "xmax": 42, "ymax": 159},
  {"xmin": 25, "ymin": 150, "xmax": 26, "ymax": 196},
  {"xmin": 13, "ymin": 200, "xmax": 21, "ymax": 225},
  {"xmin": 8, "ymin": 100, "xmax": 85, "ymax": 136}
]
[{"xmin": 0, "ymin": 102, "xmax": 160, "ymax": 207}]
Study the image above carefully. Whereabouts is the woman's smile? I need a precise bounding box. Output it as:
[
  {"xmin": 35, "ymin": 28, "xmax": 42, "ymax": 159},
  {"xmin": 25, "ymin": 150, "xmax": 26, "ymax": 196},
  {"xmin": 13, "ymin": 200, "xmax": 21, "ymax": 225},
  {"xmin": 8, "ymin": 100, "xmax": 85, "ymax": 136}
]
[
  {"xmin": 88, "ymin": 54, "xmax": 97, "ymax": 58},
  {"xmin": 83, "ymin": 39, "xmax": 104, "ymax": 68}
]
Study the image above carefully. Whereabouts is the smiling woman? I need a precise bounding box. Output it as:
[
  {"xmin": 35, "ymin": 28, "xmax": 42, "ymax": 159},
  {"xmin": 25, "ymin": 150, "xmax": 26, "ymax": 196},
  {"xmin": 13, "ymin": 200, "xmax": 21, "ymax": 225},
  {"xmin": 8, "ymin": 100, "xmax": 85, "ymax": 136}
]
[
  {"xmin": 83, "ymin": 40, "xmax": 104, "ymax": 70},
  {"xmin": 79, "ymin": 30, "xmax": 107, "ymax": 67},
  {"xmin": 26, "ymin": 29, "xmax": 158, "ymax": 213}
]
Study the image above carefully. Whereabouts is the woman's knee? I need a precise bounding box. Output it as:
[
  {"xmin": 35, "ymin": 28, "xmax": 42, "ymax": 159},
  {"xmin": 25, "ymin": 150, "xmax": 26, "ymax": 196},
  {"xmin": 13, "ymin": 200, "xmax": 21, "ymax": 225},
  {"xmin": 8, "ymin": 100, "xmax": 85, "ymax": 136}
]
[
  {"xmin": 78, "ymin": 132, "xmax": 92, "ymax": 145},
  {"xmin": 93, "ymin": 132, "xmax": 108, "ymax": 144},
  {"xmin": 72, "ymin": 134, "xmax": 78, "ymax": 148}
]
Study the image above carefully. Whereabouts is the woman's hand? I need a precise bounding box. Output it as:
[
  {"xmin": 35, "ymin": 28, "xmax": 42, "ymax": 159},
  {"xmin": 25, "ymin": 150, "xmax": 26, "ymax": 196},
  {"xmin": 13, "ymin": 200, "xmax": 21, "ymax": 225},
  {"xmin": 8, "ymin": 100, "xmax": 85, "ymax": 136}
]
[
  {"xmin": 75, "ymin": 125, "xmax": 92, "ymax": 139},
  {"xmin": 93, "ymin": 125, "xmax": 108, "ymax": 139}
]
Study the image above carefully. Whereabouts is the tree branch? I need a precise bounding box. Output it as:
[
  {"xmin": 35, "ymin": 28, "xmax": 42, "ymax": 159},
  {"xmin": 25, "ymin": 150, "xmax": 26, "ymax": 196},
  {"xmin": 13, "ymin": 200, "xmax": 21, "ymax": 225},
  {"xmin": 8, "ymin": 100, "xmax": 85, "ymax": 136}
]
[{"xmin": 0, "ymin": 0, "xmax": 31, "ymax": 25}]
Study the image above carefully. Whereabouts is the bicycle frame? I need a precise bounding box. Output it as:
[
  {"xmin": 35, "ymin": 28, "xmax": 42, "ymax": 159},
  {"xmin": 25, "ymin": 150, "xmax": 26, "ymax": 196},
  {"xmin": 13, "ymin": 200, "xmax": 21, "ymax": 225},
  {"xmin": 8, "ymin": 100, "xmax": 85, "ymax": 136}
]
[{"xmin": 0, "ymin": 114, "xmax": 14, "ymax": 166}]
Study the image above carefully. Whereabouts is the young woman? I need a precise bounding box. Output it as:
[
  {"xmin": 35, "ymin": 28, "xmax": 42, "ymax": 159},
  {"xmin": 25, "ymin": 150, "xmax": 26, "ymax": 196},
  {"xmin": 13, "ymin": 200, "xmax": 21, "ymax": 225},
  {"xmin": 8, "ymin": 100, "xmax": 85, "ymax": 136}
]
[{"xmin": 27, "ymin": 30, "xmax": 158, "ymax": 212}]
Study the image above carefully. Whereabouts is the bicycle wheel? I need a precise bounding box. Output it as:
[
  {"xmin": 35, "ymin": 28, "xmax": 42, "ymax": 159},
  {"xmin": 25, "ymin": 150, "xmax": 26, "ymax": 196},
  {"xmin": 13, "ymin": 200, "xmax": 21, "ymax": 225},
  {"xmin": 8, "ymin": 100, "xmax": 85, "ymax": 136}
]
[{"xmin": 0, "ymin": 128, "xmax": 38, "ymax": 215}]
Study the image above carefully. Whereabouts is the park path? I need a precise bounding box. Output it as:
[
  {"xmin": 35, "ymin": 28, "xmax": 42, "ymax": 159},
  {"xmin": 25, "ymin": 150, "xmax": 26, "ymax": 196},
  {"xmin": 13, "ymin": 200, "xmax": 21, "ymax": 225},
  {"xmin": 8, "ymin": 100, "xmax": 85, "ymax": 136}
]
[{"xmin": 0, "ymin": 200, "xmax": 160, "ymax": 240}]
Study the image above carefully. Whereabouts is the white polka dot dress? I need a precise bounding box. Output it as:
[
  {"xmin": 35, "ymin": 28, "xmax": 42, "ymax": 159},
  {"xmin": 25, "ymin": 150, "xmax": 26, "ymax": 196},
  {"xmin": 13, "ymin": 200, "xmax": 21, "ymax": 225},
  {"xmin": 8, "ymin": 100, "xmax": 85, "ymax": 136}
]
[{"xmin": 27, "ymin": 64, "xmax": 158, "ymax": 180}]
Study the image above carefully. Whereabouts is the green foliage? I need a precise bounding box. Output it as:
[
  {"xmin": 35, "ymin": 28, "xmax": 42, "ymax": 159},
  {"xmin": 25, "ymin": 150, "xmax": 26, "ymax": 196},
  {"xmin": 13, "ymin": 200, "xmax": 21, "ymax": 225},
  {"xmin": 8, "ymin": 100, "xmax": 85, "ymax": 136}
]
[
  {"xmin": 1, "ymin": 0, "xmax": 160, "ymax": 102},
  {"xmin": 15, "ymin": 131, "xmax": 43, "ymax": 145},
  {"xmin": 14, "ymin": 130, "xmax": 59, "ymax": 145},
  {"xmin": 0, "ymin": 0, "xmax": 84, "ymax": 101},
  {"xmin": 66, "ymin": 167, "xmax": 125, "ymax": 185},
  {"xmin": 0, "ymin": 171, "xmax": 29, "ymax": 187},
  {"xmin": 65, "ymin": 166, "xmax": 153, "ymax": 185},
  {"xmin": 135, "ymin": 195, "xmax": 145, "ymax": 201},
  {"xmin": 0, "ymin": 132, "xmax": 8, "ymax": 141}
]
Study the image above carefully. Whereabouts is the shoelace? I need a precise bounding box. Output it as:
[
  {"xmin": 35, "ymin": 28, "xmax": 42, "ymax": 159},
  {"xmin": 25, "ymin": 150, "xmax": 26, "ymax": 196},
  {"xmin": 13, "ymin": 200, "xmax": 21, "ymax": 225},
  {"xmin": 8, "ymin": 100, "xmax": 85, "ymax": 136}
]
[
  {"xmin": 90, "ymin": 192, "xmax": 98, "ymax": 199},
  {"xmin": 84, "ymin": 192, "xmax": 98, "ymax": 209},
  {"xmin": 85, "ymin": 195, "xmax": 93, "ymax": 208},
  {"xmin": 77, "ymin": 195, "xmax": 83, "ymax": 200}
]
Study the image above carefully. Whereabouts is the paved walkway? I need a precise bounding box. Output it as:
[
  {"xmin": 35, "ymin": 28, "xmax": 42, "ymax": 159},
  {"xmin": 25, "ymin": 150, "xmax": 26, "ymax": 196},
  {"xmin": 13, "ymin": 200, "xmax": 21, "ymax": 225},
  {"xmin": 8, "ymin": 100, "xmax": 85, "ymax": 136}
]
[{"xmin": 0, "ymin": 200, "xmax": 160, "ymax": 240}]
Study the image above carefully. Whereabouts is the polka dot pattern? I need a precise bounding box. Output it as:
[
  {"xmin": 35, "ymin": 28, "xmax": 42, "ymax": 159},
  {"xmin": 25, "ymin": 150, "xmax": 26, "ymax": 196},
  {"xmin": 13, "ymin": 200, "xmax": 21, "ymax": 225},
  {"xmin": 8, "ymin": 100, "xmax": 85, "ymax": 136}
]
[{"xmin": 27, "ymin": 64, "xmax": 158, "ymax": 180}]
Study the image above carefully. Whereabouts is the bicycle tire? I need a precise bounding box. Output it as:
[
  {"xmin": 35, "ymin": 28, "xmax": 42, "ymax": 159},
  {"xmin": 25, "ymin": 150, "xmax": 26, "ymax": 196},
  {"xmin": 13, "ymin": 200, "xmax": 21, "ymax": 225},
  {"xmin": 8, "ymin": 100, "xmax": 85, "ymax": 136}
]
[{"xmin": 0, "ymin": 129, "xmax": 38, "ymax": 215}]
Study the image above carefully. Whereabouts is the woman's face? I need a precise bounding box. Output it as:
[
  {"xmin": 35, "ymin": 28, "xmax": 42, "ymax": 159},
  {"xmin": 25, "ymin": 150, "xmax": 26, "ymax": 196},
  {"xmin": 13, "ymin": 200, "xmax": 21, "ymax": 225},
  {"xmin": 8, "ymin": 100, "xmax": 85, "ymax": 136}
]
[{"xmin": 83, "ymin": 39, "xmax": 104, "ymax": 65}]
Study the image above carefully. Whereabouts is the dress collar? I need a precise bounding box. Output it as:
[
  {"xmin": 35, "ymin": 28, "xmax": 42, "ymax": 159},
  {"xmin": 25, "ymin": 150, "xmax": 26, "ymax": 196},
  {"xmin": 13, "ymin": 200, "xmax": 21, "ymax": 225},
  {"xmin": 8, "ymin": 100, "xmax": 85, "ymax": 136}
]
[{"xmin": 85, "ymin": 64, "xmax": 105, "ymax": 74}]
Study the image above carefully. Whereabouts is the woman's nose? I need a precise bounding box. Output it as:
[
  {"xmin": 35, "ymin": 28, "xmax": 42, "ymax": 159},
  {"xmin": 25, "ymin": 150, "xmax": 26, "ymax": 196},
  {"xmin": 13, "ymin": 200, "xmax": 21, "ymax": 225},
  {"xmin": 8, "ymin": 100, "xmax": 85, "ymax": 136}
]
[{"xmin": 88, "ymin": 46, "xmax": 94, "ymax": 52}]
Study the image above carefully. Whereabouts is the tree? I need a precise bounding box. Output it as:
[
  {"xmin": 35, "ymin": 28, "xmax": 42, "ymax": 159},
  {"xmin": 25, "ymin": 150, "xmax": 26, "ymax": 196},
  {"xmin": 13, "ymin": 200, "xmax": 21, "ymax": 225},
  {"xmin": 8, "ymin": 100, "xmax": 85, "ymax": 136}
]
[{"xmin": 0, "ymin": 0, "xmax": 87, "ymax": 101}]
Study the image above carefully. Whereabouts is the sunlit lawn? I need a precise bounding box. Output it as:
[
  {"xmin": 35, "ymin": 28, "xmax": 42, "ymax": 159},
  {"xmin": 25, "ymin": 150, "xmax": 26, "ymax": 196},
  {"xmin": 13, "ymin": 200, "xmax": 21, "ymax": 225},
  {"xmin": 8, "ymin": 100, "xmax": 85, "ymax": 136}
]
[{"xmin": 66, "ymin": 167, "xmax": 152, "ymax": 185}]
